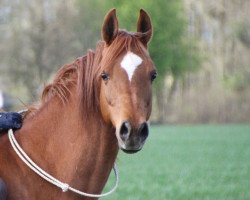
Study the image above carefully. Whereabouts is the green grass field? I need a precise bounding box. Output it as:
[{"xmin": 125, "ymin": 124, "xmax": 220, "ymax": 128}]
[{"xmin": 104, "ymin": 125, "xmax": 250, "ymax": 200}]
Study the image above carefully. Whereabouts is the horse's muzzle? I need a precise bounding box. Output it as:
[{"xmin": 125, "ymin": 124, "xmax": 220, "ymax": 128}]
[{"xmin": 117, "ymin": 121, "xmax": 149, "ymax": 153}]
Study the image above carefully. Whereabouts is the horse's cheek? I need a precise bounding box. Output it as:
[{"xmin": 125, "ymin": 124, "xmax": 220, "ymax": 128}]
[{"xmin": 100, "ymin": 84, "xmax": 117, "ymax": 124}]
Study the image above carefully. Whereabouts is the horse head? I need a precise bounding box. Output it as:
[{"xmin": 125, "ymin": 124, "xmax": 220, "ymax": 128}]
[{"xmin": 99, "ymin": 9, "xmax": 156, "ymax": 153}]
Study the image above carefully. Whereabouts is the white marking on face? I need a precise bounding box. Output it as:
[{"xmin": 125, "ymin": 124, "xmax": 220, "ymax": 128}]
[{"xmin": 121, "ymin": 51, "xmax": 143, "ymax": 81}]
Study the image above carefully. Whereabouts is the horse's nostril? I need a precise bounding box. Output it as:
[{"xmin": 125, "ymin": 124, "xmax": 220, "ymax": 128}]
[
  {"xmin": 119, "ymin": 121, "xmax": 131, "ymax": 142},
  {"xmin": 139, "ymin": 122, "xmax": 149, "ymax": 141}
]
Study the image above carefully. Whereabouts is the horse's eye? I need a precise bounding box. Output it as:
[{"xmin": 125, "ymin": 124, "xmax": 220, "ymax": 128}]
[
  {"xmin": 101, "ymin": 72, "xmax": 110, "ymax": 81},
  {"xmin": 150, "ymin": 71, "xmax": 157, "ymax": 82}
]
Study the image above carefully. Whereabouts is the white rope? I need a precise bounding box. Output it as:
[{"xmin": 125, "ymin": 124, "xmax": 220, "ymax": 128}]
[{"xmin": 8, "ymin": 129, "xmax": 119, "ymax": 198}]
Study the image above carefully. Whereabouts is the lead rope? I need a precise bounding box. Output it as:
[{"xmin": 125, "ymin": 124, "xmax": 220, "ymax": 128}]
[{"xmin": 8, "ymin": 129, "xmax": 119, "ymax": 198}]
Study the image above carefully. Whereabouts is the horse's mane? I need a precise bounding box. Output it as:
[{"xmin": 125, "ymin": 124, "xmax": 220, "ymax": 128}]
[{"xmin": 24, "ymin": 30, "xmax": 148, "ymax": 120}]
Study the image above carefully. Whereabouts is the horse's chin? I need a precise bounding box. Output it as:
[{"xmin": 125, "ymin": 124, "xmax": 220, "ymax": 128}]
[
  {"xmin": 116, "ymin": 137, "xmax": 143, "ymax": 154},
  {"xmin": 121, "ymin": 148, "xmax": 141, "ymax": 154}
]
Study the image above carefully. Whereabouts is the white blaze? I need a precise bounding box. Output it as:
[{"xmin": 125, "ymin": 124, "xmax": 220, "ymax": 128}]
[{"xmin": 121, "ymin": 52, "xmax": 142, "ymax": 81}]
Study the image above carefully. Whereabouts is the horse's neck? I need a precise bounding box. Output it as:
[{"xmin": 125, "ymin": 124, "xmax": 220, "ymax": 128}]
[{"xmin": 17, "ymin": 95, "xmax": 118, "ymax": 194}]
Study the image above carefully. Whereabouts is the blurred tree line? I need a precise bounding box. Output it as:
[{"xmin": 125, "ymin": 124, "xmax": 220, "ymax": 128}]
[
  {"xmin": 0, "ymin": 0, "xmax": 102, "ymax": 98},
  {"xmin": 1, "ymin": 0, "xmax": 249, "ymax": 123}
]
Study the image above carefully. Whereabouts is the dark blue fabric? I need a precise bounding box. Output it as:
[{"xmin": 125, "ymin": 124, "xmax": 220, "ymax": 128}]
[
  {"xmin": 0, "ymin": 112, "xmax": 22, "ymax": 132},
  {"xmin": 0, "ymin": 178, "xmax": 6, "ymax": 200}
]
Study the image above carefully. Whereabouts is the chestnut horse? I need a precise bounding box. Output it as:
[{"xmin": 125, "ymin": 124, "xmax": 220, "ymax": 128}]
[{"xmin": 0, "ymin": 9, "xmax": 156, "ymax": 200}]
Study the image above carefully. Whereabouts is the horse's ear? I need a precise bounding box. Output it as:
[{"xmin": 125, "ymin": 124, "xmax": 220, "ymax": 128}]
[
  {"xmin": 137, "ymin": 9, "xmax": 152, "ymax": 47},
  {"xmin": 102, "ymin": 9, "xmax": 119, "ymax": 45}
]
